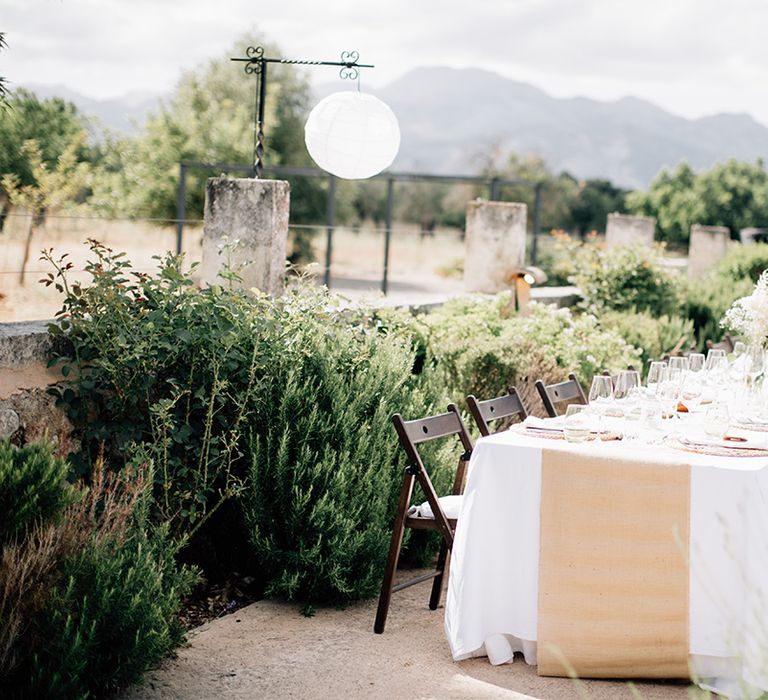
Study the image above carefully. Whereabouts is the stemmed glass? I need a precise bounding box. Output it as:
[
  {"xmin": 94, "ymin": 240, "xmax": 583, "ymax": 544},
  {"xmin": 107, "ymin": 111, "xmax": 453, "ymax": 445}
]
[
  {"xmin": 588, "ymin": 375, "xmax": 614, "ymax": 424},
  {"xmin": 744, "ymin": 345, "xmax": 765, "ymax": 387},
  {"xmin": 688, "ymin": 353, "xmax": 706, "ymax": 374},
  {"xmin": 646, "ymin": 361, "xmax": 668, "ymax": 396},
  {"xmin": 613, "ymin": 370, "xmax": 641, "ymax": 401},
  {"xmin": 668, "ymin": 356, "xmax": 689, "ymax": 373}
]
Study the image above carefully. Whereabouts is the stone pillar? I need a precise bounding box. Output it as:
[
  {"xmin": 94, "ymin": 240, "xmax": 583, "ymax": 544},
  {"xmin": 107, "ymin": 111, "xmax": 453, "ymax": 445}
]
[
  {"xmin": 605, "ymin": 213, "xmax": 655, "ymax": 248},
  {"xmin": 200, "ymin": 177, "xmax": 290, "ymax": 295},
  {"xmin": 464, "ymin": 200, "xmax": 527, "ymax": 293},
  {"xmin": 688, "ymin": 225, "xmax": 730, "ymax": 278}
]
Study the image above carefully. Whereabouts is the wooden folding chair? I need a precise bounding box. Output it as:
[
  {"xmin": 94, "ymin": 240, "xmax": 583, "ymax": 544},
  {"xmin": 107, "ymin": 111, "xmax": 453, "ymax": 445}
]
[
  {"xmin": 374, "ymin": 404, "xmax": 473, "ymax": 634},
  {"xmin": 466, "ymin": 387, "xmax": 528, "ymax": 437},
  {"xmin": 706, "ymin": 335, "xmax": 736, "ymax": 353},
  {"xmin": 535, "ymin": 372, "xmax": 587, "ymax": 418}
]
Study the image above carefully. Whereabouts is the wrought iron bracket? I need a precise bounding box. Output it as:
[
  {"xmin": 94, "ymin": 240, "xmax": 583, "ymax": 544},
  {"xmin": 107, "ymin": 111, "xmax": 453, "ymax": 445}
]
[{"xmin": 231, "ymin": 47, "xmax": 375, "ymax": 177}]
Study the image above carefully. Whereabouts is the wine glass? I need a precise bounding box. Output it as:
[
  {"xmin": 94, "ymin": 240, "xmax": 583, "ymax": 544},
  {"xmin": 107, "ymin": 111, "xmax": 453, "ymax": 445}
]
[
  {"xmin": 681, "ymin": 371, "xmax": 704, "ymax": 414},
  {"xmin": 688, "ymin": 353, "xmax": 705, "ymax": 374},
  {"xmin": 706, "ymin": 348, "xmax": 727, "ymax": 371},
  {"xmin": 745, "ymin": 345, "xmax": 764, "ymax": 383},
  {"xmin": 646, "ymin": 362, "xmax": 668, "ymax": 396},
  {"xmin": 669, "ymin": 356, "xmax": 689, "ymax": 373},
  {"xmin": 588, "ymin": 375, "xmax": 613, "ymax": 423},
  {"xmin": 613, "ymin": 370, "xmax": 641, "ymax": 401},
  {"xmin": 733, "ymin": 341, "xmax": 746, "ymax": 360}
]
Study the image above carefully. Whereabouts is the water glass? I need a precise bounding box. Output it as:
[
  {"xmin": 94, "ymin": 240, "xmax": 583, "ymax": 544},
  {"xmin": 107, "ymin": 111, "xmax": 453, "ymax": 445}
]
[
  {"xmin": 704, "ymin": 403, "xmax": 730, "ymax": 439},
  {"xmin": 563, "ymin": 404, "xmax": 592, "ymax": 443}
]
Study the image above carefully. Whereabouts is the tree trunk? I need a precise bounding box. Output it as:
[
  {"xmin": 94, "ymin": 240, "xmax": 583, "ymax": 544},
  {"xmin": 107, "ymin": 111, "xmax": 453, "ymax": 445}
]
[{"xmin": 0, "ymin": 198, "xmax": 10, "ymax": 234}]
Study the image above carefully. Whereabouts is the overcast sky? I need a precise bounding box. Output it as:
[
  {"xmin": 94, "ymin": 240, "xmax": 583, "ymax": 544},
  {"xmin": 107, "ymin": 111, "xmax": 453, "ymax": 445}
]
[{"xmin": 3, "ymin": 0, "xmax": 768, "ymax": 125}]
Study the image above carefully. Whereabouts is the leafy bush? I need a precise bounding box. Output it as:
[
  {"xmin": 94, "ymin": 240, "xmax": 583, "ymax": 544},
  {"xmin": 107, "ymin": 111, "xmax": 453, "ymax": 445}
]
[
  {"xmin": 243, "ymin": 315, "xmax": 448, "ymax": 603},
  {"xmin": 28, "ymin": 466, "xmax": 196, "ymax": 699},
  {"xmin": 0, "ymin": 441, "xmax": 73, "ymax": 543},
  {"xmin": 570, "ymin": 243, "xmax": 683, "ymax": 316},
  {"xmin": 711, "ymin": 243, "xmax": 768, "ymax": 283},
  {"xmin": 600, "ymin": 311, "xmax": 695, "ymax": 371},
  {"xmin": 416, "ymin": 296, "xmax": 640, "ymax": 413},
  {"xmin": 0, "ymin": 441, "xmax": 196, "ymax": 698},
  {"xmin": 45, "ymin": 244, "xmax": 450, "ymax": 604},
  {"xmin": 684, "ymin": 275, "xmax": 754, "ymax": 348}
]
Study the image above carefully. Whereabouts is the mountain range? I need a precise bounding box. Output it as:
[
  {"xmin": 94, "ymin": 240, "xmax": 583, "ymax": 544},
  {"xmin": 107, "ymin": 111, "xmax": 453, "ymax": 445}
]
[{"xmin": 24, "ymin": 66, "xmax": 768, "ymax": 188}]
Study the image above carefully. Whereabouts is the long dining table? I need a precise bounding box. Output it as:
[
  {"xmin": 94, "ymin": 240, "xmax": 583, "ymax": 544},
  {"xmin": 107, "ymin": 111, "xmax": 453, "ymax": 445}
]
[{"xmin": 444, "ymin": 422, "xmax": 768, "ymax": 699}]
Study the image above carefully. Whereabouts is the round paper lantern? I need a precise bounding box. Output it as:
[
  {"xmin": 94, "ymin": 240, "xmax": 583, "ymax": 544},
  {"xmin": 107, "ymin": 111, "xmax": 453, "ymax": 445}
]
[{"xmin": 304, "ymin": 91, "xmax": 400, "ymax": 180}]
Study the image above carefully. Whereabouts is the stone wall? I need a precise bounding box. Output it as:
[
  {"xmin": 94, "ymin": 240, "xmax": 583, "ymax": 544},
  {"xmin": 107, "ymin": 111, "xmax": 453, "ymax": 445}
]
[{"xmin": 0, "ymin": 320, "xmax": 74, "ymax": 453}]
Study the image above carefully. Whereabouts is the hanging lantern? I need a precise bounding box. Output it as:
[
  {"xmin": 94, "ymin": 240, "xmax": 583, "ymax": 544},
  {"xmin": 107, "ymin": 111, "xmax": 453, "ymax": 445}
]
[{"xmin": 304, "ymin": 91, "xmax": 401, "ymax": 180}]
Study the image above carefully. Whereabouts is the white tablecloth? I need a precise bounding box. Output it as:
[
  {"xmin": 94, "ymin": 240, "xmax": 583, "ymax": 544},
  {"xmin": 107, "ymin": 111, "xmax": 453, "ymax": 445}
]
[{"xmin": 444, "ymin": 430, "xmax": 768, "ymax": 699}]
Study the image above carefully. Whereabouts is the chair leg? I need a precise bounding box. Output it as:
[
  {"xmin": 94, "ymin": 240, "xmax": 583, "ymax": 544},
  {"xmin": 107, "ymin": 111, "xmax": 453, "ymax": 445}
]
[
  {"xmin": 374, "ymin": 471, "xmax": 414, "ymax": 634},
  {"xmin": 429, "ymin": 541, "xmax": 450, "ymax": 610}
]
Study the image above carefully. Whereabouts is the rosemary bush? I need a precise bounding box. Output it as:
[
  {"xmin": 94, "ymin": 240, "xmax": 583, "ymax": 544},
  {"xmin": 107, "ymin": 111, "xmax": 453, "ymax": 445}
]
[{"xmin": 0, "ymin": 440, "xmax": 195, "ymax": 698}]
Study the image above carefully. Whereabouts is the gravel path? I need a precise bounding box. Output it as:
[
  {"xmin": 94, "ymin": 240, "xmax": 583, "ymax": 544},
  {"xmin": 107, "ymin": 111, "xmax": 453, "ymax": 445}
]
[{"xmin": 121, "ymin": 569, "xmax": 697, "ymax": 700}]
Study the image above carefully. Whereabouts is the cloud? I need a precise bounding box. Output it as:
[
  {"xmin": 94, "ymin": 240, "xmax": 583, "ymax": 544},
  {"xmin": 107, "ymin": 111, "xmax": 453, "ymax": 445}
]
[{"xmin": 2, "ymin": 0, "xmax": 767, "ymax": 126}]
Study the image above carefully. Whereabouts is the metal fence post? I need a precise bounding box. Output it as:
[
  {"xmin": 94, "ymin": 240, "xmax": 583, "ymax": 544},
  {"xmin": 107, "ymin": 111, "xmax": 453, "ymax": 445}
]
[
  {"xmin": 489, "ymin": 176, "xmax": 500, "ymax": 201},
  {"xmin": 381, "ymin": 177, "xmax": 395, "ymax": 295},
  {"xmin": 175, "ymin": 162, "xmax": 187, "ymax": 255},
  {"xmin": 323, "ymin": 174, "xmax": 336, "ymax": 288},
  {"xmin": 531, "ymin": 182, "xmax": 543, "ymax": 265}
]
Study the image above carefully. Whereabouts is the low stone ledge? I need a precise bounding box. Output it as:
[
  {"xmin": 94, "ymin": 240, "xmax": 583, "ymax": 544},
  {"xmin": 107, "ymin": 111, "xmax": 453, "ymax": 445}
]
[{"xmin": 0, "ymin": 319, "xmax": 56, "ymax": 367}]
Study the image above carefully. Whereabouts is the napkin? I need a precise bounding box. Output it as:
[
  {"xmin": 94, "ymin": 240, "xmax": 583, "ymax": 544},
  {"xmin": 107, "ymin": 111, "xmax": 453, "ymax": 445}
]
[
  {"xmin": 407, "ymin": 494, "xmax": 463, "ymax": 519},
  {"xmin": 522, "ymin": 416, "xmax": 565, "ymax": 431},
  {"xmin": 679, "ymin": 433, "xmax": 768, "ymax": 451}
]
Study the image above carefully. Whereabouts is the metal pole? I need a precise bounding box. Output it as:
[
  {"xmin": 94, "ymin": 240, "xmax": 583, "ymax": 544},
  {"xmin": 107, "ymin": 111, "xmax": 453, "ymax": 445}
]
[
  {"xmin": 254, "ymin": 61, "xmax": 267, "ymax": 178},
  {"xmin": 382, "ymin": 177, "xmax": 394, "ymax": 295},
  {"xmin": 323, "ymin": 174, "xmax": 336, "ymax": 288},
  {"xmin": 531, "ymin": 182, "xmax": 543, "ymax": 265},
  {"xmin": 489, "ymin": 176, "xmax": 500, "ymax": 201},
  {"xmin": 175, "ymin": 162, "xmax": 187, "ymax": 255}
]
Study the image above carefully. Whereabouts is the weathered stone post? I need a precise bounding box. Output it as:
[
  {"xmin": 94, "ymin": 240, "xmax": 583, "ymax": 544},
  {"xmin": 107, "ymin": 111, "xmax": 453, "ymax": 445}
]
[
  {"xmin": 464, "ymin": 200, "xmax": 527, "ymax": 293},
  {"xmin": 605, "ymin": 213, "xmax": 655, "ymax": 248},
  {"xmin": 688, "ymin": 225, "xmax": 730, "ymax": 278},
  {"xmin": 200, "ymin": 177, "xmax": 290, "ymax": 295}
]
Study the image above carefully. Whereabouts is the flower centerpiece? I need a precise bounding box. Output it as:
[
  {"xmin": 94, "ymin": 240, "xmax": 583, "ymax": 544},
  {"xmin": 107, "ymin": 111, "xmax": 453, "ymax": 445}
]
[{"xmin": 722, "ymin": 270, "xmax": 768, "ymax": 346}]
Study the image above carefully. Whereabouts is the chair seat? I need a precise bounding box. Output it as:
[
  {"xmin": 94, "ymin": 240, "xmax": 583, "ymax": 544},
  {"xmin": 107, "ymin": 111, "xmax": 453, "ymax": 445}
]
[{"xmin": 407, "ymin": 494, "xmax": 463, "ymax": 520}]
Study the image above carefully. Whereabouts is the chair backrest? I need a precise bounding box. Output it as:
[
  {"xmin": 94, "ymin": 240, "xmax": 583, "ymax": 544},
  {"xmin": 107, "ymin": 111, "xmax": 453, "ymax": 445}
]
[
  {"xmin": 466, "ymin": 387, "xmax": 528, "ymax": 437},
  {"xmin": 391, "ymin": 404, "xmax": 474, "ymax": 494},
  {"xmin": 535, "ymin": 373, "xmax": 587, "ymax": 418},
  {"xmin": 706, "ymin": 335, "xmax": 735, "ymax": 353}
]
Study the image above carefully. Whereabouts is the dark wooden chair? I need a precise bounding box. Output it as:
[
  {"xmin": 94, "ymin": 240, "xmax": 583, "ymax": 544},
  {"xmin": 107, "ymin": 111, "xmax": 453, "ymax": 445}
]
[
  {"xmin": 535, "ymin": 373, "xmax": 587, "ymax": 418},
  {"xmin": 374, "ymin": 404, "xmax": 473, "ymax": 634},
  {"xmin": 706, "ymin": 335, "xmax": 736, "ymax": 353},
  {"xmin": 466, "ymin": 387, "xmax": 528, "ymax": 437}
]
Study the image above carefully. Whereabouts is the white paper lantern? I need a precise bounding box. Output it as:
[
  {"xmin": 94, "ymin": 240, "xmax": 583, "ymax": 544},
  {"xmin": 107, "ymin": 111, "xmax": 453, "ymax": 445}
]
[{"xmin": 304, "ymin": 91, "xmax": 400, "ymax": 180}]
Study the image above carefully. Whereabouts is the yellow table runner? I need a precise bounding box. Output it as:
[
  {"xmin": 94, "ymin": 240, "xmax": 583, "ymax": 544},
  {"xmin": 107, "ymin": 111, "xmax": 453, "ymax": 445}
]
[{"xmin": 537, "ymin": 448, "xmax": 690, "ymax": 679}]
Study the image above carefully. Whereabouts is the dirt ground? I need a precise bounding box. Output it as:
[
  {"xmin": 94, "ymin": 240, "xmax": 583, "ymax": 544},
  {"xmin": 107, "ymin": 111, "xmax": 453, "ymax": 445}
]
[
  {"xmin": 0, "ymin": 214, "xmax": 465, "ymax": 322},
  {"xmin": 119, "ymin": 568, "xmax": 700, "ymax": 700}
]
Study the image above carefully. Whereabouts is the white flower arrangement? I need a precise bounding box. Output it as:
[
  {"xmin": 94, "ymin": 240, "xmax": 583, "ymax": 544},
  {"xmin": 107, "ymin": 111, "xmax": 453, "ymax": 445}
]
[{"xmin": 722, "ymin": 270, "xmax": 768, "ymax": 346}]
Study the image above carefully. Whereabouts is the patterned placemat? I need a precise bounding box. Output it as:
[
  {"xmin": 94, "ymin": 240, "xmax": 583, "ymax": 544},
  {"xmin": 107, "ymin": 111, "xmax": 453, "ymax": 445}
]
[
  {"xmin": 666, "ymin": 437, "xmax": 768, "ymax": 458},
  {"xmin": 733, "ymin": 421, "xmax": 768, "ymax": 434},
  {"xmin": 509, "ymin": 425, "xmax": 624, "ymax": 442},
  {"xmin": 510, "ymin": 424, "xmax": 567, "ymax": 440}
]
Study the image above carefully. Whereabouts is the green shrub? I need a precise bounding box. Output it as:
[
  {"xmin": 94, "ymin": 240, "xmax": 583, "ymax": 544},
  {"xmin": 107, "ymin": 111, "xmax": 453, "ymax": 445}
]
[
  {"xmin": 684, "ymin": 275, "xmax": 754, "ymax": 348},
  {"xmin": 0, "ymin": 441, "xmax": 73, "ymax": 544},
  {"xmin": 29, "ymin": 468, "xmax": 196, "ymax": 698},
  {"xmin": 711, "ymin": 243, "xmax": 768, "ymax": 283},
  {"xmin": 570, "ymin": 244, "xmax": 683, "ymax": 316},
  {"xmin": 600, "ymin": 311, "xmax": 695, "ymax": 370},
  {"xmin": 419, "ymin": 297, "xmax": 640, "ymax": 412},
  {"xmin": 2, "ymin": 455, "xmax": 197, "ymax": 698},
  {"xmin": 242, "ymin": 307, "xmax": 450, "ymax": 603}
]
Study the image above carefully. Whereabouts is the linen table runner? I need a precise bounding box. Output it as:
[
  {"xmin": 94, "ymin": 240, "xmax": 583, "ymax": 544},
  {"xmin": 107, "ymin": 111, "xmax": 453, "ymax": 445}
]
[{"xmin": 537, "ymin": 449, "xmax": 690, "ymax": 679}]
